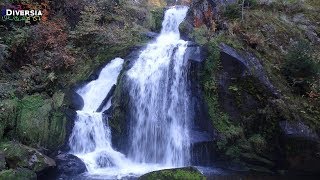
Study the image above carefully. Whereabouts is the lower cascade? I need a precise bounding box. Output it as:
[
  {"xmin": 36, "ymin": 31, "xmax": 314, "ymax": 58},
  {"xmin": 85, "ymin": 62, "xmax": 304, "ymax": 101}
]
[{"xmin": 69, "ymin": 6, "xmax": 192, "ymax": 178}]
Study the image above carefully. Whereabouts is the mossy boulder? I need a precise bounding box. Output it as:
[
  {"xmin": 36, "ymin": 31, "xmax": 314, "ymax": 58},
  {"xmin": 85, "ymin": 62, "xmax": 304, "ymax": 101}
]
[
  {"xmin": 139, "ymin": 167, "xmax": 206, "ymax": 180},
  {"xmin": 0, "ymin": 141, "xmax": 55, "ymax": 173},
  {"xmin": 0, "ymin": 168, "xmax": 36, "ymax": 180},
  {"xmin": 0, "ymin": 98, "xmax": 19, "ymax": 141},
  {"xmin": 16, "ymin": 94, "xmax": 66, "ymax": 151}
]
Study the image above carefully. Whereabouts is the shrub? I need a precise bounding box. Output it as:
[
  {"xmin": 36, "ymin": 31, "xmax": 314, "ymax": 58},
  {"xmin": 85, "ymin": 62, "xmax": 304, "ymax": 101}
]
[
  {"xmin": 281, "ymin": 40, "xmax": 319, "ymax": 95},
  {"xmin": 191, "ymin": 25, "xmax": 210, "ymax": 45},
  {"xmin": 248, "ymin": 134, "xmax": 267, "ymax": 153},
  {"xmin": 224, "ymin": 3, "xmax": 241, "ymax": 19},
  {"xmin": 28, "ymin": 17, "xmax": 75, "ymax": 70}
]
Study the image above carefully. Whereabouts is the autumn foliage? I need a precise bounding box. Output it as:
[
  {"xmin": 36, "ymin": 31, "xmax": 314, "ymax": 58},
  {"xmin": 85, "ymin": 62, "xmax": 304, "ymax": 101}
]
[{"xmin": 28, "ymin": 18, "xmax": 75, "ymax": 70}]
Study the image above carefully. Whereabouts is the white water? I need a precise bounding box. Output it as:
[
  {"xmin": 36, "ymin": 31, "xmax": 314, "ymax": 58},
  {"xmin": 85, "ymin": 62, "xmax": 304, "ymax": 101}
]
[
  {"xmin": 127, "ymin": 6, "xmax": 191, "ymax": 166},
  {"xmin": 69, "ymin": 6, "xmax": 190, "ymax": 179}
]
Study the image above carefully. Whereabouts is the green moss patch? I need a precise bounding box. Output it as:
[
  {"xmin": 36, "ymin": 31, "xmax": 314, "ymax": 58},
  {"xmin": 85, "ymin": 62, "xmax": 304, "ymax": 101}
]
[{"xmin": 139, "ymin": 167, "xmax": 206, "ymax": 180}]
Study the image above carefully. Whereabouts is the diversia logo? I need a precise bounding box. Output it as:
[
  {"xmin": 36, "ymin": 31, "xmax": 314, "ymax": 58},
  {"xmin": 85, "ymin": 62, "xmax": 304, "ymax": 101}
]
[
  {"xmin": 1, "ymin": 2, "xmax": 47, "ymax": 24},
  {"xmin": 5, "ymin": 9, "xmax": 43, "ymax": 16}
]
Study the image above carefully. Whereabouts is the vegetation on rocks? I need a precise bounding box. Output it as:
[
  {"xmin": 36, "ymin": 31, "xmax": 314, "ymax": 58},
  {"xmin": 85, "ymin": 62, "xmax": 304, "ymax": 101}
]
[
  {"xmin": 139, "ymin": 167, "xmax": 206, "ymax": 180},
  {"xmin": 186, "ymin": 0, "xmax": 320, "ymax": 174},
  {"xmin": 0, "ymin": 168, "xmax": 37, "ymax": 180}
]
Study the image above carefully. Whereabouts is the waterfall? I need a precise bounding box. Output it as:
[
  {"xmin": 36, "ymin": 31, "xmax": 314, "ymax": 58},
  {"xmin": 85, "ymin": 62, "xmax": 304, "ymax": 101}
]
[
  {"xmin": 127, "ymin": 6, "xmax": 190, "ymax": 166},
  {"xmin": 68, "ymin": 6, "xmax": 190, "ymax": 178},
  {"xmin": 69, "ymin": 58, "xmax": 128, "ymax": 173}
]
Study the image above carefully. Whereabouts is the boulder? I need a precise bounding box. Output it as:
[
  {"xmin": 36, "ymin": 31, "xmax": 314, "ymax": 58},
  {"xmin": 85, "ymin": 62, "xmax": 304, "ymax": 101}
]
[
  {"xmin": 55, "ymin": 153, "xmax": 87, "ymax": 176},
  {"xmin": 0, "ymin": 141, "xmax": 56, "ymax": 173},
  {"xmin": 16, "ymin": 94, "xmax": 67, "ymax": 151},
  {"xmin": 0, "ymin": 168, "xmax": 37, "ymax": 180},
  {"xmin": 139, "ymin": 167, "xmax": 205, "ymax": 180},
  {"xmin": 280, "ymin": 121, "xmax": 320, "ymax": 175},
  {"xmin": 219, "ymin": 43, "xmax": 279, "ymax": 97},
  {"xmin": 0, "ymin": 99, "xmax": 18, "ymax": 141}
]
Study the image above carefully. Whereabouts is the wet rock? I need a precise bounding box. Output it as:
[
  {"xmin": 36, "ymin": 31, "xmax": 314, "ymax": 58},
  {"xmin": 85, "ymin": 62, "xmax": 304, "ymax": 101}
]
[
  {"xmin": 55, "ymin": 153, "xmax": 87, "ymax": 176},
  {"xmin": 191, "ymin": 140, "xmax": 217, "ymax": 166},
  {"xmin": 65, "ymin": 90, "xmax": 84, "ymax": 110},
  {"xmin": 109, "ymin": 48, "xmax": 143, "ymax": 154},
  {"xmin": 0, "ymin": 168, "xmax": 37, "ymax": 180},
  {"xmin": 185, "ymin": 43, "xmax": 206, "ymax": 62},
  {"xmin": 96, "ymin": 84, "xmax": 116, "ymax": 112},
  {"xmin": 96, "ymin": 152, "xmax": 115, "ymax": 168},
  {"xmin": 0, "ymin": 141, "xmax": 56, "ymax": 173}
]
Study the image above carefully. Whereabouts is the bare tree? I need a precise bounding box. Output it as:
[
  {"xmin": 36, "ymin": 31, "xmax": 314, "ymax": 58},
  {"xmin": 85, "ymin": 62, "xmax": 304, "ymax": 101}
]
[{"xmin": 241, "ymin": 0, "xmax": 245, "ymax": 21}]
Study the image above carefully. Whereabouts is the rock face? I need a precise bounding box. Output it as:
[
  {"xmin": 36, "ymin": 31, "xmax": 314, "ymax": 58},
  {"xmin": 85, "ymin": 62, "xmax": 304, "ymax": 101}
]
[
  {"xmin": 219, "ymin": 43, "xmax": 279, "ymax": 97},
  {"xmin": 65, "ymin": 90, "xmax": 84, "ymax": 110},
  {"xmin": 0, "ymin": 93, "xmax": 67, "ymax": 152},
  {"xmin": 0, "ymin": 141, "xmax": 56, "ymax": 173},
  {"xmin": 139, "ymin": 167, "xmax": 205, "ymax": 180},
  {"xmin": 280, "ymin": 121, "xmax": 320, "ymax": 174},
  {"xmin": 217, "ymin": 43, "xmax": 282, "ymax": 131}
]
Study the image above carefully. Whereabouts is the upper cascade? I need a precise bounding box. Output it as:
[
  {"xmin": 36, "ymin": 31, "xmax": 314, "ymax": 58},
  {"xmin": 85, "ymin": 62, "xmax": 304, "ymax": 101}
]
[{"xmin": 127, "ymin": 6, "xmax": 191, "ymax": 166}]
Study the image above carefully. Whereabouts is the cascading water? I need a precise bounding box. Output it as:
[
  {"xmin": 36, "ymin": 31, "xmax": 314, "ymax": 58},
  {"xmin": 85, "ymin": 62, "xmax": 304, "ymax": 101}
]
[
  {"xmin": 127, "ymin": 6, "xmax": 191, "ymax": 166},
  {"xmin": 68, "ymin": 6, "xmax": 191, "ymax": 179}
]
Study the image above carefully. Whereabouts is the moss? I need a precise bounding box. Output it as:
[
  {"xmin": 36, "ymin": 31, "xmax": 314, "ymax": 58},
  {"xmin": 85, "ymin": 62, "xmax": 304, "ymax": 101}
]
[
  {"xmin": 0, "ymin": 168, "xmax": 36, "ymax": 180},
  {"xmin": 47, "ymin": 110, "xmax": 66, "ymax": 149},
  {"xmin": 139, "ymin": 167, "xmax": 206, "ymax": 180},
  {"xmin": 148, "ymin": 8, "xmax": 165, "ymax": 32},
  {"xmin": 14, "ymin": 94, "xmax": 66, "ymax": 150},
  {"xmin": 0, "ymin": 142, "xmax": 29, "ymax": 168},
  {"xmin": 0, "ymin": 98, "xmax": 19, "ymax": 141},
  {"xmin": 16, "ymin": 94, "xmax": 52, "ymax": 147}
]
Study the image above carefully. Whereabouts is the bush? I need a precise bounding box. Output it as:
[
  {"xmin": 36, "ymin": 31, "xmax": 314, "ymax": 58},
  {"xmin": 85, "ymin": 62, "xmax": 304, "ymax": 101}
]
[
  {"xmin": 29, "ymin": 17, "xmax": 75, "ymax": 70},
  {"xmin": 191, "ymin": 25, "xmax": 210, "ymax": 45},
  {"xmin": 224, "ymin": 4, "xmax": 241, "ymax": 19},
  {"xmin": 281, "ymin": 41, "xmax": 319, "ymax": 95}
]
